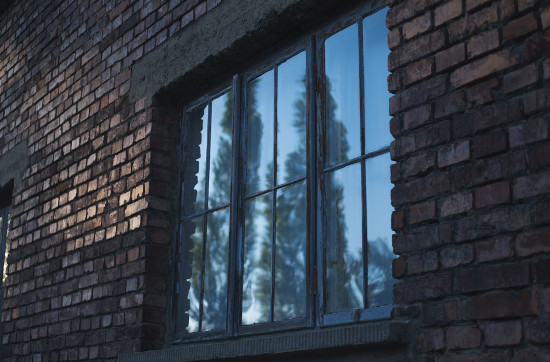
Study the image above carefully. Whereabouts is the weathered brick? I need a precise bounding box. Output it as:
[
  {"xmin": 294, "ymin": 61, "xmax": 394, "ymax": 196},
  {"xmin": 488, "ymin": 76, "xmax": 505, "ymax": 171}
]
[
  {"xmin": 435, "ymin": 43, "xmax": 465, "ymax": 72},
  {"xmin": 404, "ymin": 58, "xmax": 433, "ymax": 85},
  {"xmin": 504, "ymin": 13, "xmax": 538, "ymax": 40},
  {"xmin": 435, "ymin": 0, "xmax": 463, "ymax": 27},
  {"xmin": 484, "ymin": 320, "xmax": 522, "ymax": 346},
  {"xmin": 440, "ymin": 191, "xmax": 473, "ymax": 217},
  {"xmin": 440, "ymin": 244, "xmax": 474, "ymax": 269},
  {"xmin": 467, "ymin": 29, "xmax": 499, "ymax": 58},
  {"xmin": 456, "ymin": 263, "xmax": 530, "ymax": 293},
  {"xmin": 476, "ymin": 236, "xmax": 513, "ymax": 263},
  {"xmin": 403, "ymin": 12, "xmax": 432, "ymax": 40},
  {"xmin": 438, "ymin": 140, "xmax": 470, "ymax": 168},
  {"xmin": 461, "ymin": 289, "xmax": 539, "ymax": 320},
  {"xmin": 451, "ymin": 49, "xmax": 521, "ymax": 88},
  {"xmin": 422, "ymin": 299, "xmax": 458, "ymax": 326},
  {"xmin": 447, "ymin": 325, "xmax": 481, "ymax": 349},
  {"xmin": 514, "ymin": 170, "xmax": 550, "ymax": 200},
  {"xmin": 474, "ymin": 181, "xmax": 510, "ymax": 209},
  {"xmin": 516, "ymin": 227, "xmax": 550, "ymax": 257},
  {"xmin": 509, "ymin": 117, "xmax": 548, "ymax": 148},
  {"xmin": 472, "ymin": 129, "xmax": 507, "ymax": 158},
  {"xmin": 409, "ymin": 200, "xmax": 437, "ymax": 225},
  {"xmin": 395, "ymin": 273, "xmax": 453, "ymax": 303},
  {"xmin": 416, "ymin": 328, "xmax": 445, "ymax": 352},
  {"xmin": 512, "ymin": 350, "xmax": 550, "ymax": 362},
  {"xmin": 407, "ymin": 250, "xmax": 438, "ymax": 275},
  {"xmin": 526, "ymin": 319, "xmax": 550, "ymax": 344},
  {"xmin": 503, "ymin": 63, "xmax": 539, "ymax": 94}
]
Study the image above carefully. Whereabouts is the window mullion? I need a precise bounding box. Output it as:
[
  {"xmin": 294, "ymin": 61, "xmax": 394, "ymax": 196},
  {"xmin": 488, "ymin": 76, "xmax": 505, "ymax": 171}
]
[
  {"xmin": 271, "ymin": 66, "xmax": 278, "ymax": 322},
  {"xmin": 228, "ymin": 74, "xmax": 243, "ymax": 336},
  {"xmin": 358, "ymin": 19, "xmax": 369, "ymax": 309}
]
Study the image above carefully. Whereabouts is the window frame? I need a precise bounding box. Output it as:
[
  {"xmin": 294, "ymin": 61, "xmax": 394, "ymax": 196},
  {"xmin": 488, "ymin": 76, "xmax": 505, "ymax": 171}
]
[{"xmin": 173, "ymin": 2, "xmax": 393, "ymax": 345}]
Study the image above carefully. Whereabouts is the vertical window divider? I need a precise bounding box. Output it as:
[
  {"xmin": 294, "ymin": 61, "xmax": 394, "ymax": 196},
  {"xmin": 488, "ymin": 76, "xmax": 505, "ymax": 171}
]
[
  {"xmin": 358, "ymin": 19, "xmax": 369, "ymax": 310},
  {"xmin": 229, "ymin": 74, "xmax": 243, "ymax": 336},
  {"xmin": 315, "ymin": 33, "xmax": 326, "ymax": 326},
  {"xmin": 198, "ymin": 103, "xmax": 213, "ymax": 332},
  {"xmin": 306, "ymin": 36, "xmax": 317, "ymax": 328},
  {"xmin": 271, "ymin": 66, "xmax": 278, "ymax": 322}
]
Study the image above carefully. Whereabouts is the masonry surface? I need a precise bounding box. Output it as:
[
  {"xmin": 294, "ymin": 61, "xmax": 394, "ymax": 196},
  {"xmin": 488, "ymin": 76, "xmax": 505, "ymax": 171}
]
[{"xmin": 0, "ymin": 0, "xmax": 549, "ymax": 361}]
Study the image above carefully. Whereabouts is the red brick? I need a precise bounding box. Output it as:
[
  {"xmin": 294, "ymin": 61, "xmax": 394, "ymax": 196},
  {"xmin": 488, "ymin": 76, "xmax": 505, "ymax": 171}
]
[
  {"xmin": 438, "ymin": 140, "xmax": 470, "ymax": 168},
  {"xmin": 516, "ymin": 227, "xmax": 550, "ymax": 257},
  {"xmin": 407, "ymin": 251, "xmax": 438, "ymax": 275},
  {"xmin": 476, "ymin": 236, "xmax": 513, "ymax": 263},
  {"xmin": 451, "ymin": 49, "xmax": 520, "ymax": 88},
  {"xmin": 435, "ymin": 43, "xmax": 465, "ymax": 72},
  {"xmin": 403, "ymin": 12, "xmax": 432, "ymax": 40},
  {"xmin": 466, "ymin": 77, "xmax": 498, "ymax": 107},
  {"xmin": 509, "ymin": 117, "xmax": 548, "ymax": 148},
  {"xmin": 392, "ymin": 210, "xmax": 405, "ymax": 230},
  {"xmin": 435, "ymin": 91, "xmax": 466, "ymax": 118},
  {"xmin": 472, "ymin": 129, "xmax": 507, "ymax": 158},
  {"xmin": 504, "ymin": 13, "xmax": 538, "ymax": 40},
  {"xmin": 435, "ymin": 0, "xmax": 463, "ymax": 27},
  {"xmin": 514, "ymin": 170, "xmax": 550, "ymax": 201},
  {"xmin": 544, "ymin": 288, "xmax": 550, "ymax": 314},
  {"xmin": 388, "ymin": 28, "xmax": 400, "ymax": 50},
  {"xmin": 484, "ymin": 320, "xmax": 522, "ymax": 346},
  {"xmin": 447, "ymin": 325, "xmax": 481, "ymax": 349},
  {"xmin": 542, "ymin": 7, "xmax": 550, "ymax": 29},
  {"xmin": 417, "ymin": 328, "xmax": 445, "ymax": 352},
  {"xmin": 461, "ymin": 289, "xmax": 539, "ymax": 320},
  {"xmin": 440, "ymin": 191, "xmax": 473, "ymax": 217},
  {"xmin": 394, "ymin": 273, "xmax": 453, "ymax": 303},
  {"xmin": 535, "ymin": 198, "xmax": 550, "ymax": 225},
  {"xmin": 409, "ymin": 200, "xmax": 437, "ymax": 224},
  {"xmin": 403, "ymin": 104, "xmax": 432, "ymax": 131},
  {"xmin": 512, "ymin": 350, "xmax": 550, "ymax": 362},
  {"xmin": 467, "ymin": 29, "xmax": 499, "ymax": 58},
  {"xmin": 456, "ymin": 263, "xmax": 530, "ymax": 293},
  {"xmin": 393, "ymin": 256, "xmax": 406, "ymax": 279},
  {"xmin": 474, "ymin": 181, "xmax": 510, "ymax": 209},
  {"xmin": 526, "ymin": 318, "xmax": 550, "ymax": 344},
  {"xmin": 422, "ymin": 299, "xmax": 458, "ymax": 326},
  {"xmin": 440, "ymin": 244, "xmax": 474, "ymax": 269},
  {"xmin": 405, "ymin": 58, "xmax": 433, "ymax": 85},
  {"xmin": 466, "ymin": 0, "xmax": 491, "ymax": 12},
  {"xmin": 503, "ymin": 64, "xmax": 539, "ymax": 94}
]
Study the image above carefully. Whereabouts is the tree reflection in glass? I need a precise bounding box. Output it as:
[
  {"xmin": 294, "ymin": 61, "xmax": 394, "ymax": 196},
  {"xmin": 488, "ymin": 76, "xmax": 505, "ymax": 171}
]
[
  {"xmin": 324, "ymin": 24, "xmax": 360, "ymax": 167},
  {"xmin": 243, "ymin": 51, "xmax": 307, "ymax": 324}
]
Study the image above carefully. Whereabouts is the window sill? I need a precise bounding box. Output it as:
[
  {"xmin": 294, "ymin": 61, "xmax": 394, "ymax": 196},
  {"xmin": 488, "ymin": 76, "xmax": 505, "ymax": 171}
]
[{"xmin": 118, "ymin": 320, "xmax": 410, "ymax": 362}]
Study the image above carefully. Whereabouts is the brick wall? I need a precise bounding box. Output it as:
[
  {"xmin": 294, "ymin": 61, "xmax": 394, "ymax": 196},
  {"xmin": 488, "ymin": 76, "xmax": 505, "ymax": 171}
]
[
  {"xmin": 0, "ymin": 0, "xmax": 549, "ymax": 361},
  {"xmin": 0, "ymin": 0, "xmax": 219, "ymax": 360},
  {"xmin": 388, "ymin": 0, "xmax": 550, "ymax": 360}
]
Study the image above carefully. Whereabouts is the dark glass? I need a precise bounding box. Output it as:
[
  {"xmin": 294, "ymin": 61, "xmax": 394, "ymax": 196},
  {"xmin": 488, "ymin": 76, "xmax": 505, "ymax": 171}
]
[
  {"xmin": 365, "ymin": 153, "xmax": 395, "ymax": 307},
  {"xmin": 202, "ymin": 208, "xmax": 230, "ymax": 330},
  {"xmin": 209, "ymin": 91, "xmax": 234, "ymax": 208},
  {"xmin": 364, "ymin": 8, "xmax": 392, "ymax": 153},
  {"xmin": 247, "ymin": 71, "xmax": 275, "ymax": 195},
  {"xmin": 181, "ymin": 217, "xmax": 203, "ymax": 333},
  {"xmin": 242, "ymin": 193, "xmax": 273, "ymax": 324},
  {"xmin": 277, "ymin": 52, "xmax": 307, "ymax": 184},
  {"xmin": 183, "ymin": 104, "xmax": 209, "ymax": 215},
  {"xmin": 2, "ymin": 213, "xmax": 9, "ymax": 283},
  {"xmin": 324, "ymin": 163, "xmax": 364, "ymax": 313},
  {"xmin": 324, "ymin": 24, "xmax": 360, "ymax": 168},
  {"xmin": 274, "ymin": 181, "xmax": 307, "ymax": 320}
]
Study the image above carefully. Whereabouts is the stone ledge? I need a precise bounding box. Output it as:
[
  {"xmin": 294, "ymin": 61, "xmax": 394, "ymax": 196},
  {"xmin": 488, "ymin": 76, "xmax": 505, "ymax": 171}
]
[{"xmin": 118, "ymin": 320, "xmax": 410, "ymax": 362}]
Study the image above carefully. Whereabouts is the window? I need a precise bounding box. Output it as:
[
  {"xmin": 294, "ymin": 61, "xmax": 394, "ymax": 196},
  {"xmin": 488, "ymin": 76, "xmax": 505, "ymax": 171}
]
[{"xmin": 174, "ymin": 6, "xmax": 394, "ymax": 343}]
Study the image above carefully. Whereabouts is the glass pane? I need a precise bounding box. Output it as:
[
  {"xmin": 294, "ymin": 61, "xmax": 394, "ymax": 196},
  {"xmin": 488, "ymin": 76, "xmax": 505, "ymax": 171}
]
[
  {"xmin": 366, "ymin": 153, "xmax": 395, "ymax": 307},
  {"xmin": 242, "ymin": 193, "xmax": 272, "ymax": 324},
  {"xmin": 324, "ymin": 163, "xmax": 364, "ymax": 313},
  {"xmin": 324, "ymin": 24, "xmax": 361, "ymax": 168},
  {"xmin": 179, "ymin": 217, "xmax": 204, "ymax": 333},
  {"xmin": 209, "ymin": 91, "xmax": 234, "ymax": 208},
  {"xmin": 364, "ymin": 8, "xmax": 392, "ymax": 153},
  {"xmin": 274, "ymin": 181, "xmax": 307, "ymax": 320},
  {"xmin": 182, "ymin": 104, "xmax": 209, "ymax": 215},
  {"xmin": 246, "ymin": 71, "xmax": 275, "ymax": 195},
  {"xmin": 277, "ymin": 52, "xmax": 307, "ymax": 184},
  {"xmin": 202, "ymin": 208, "xmax": 230, "ymax": 331}
]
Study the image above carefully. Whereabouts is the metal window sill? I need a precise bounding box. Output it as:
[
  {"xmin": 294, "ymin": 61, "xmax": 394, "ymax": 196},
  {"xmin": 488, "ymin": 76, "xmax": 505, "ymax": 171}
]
[{"xmin": 118, "ymin": 320, "xmax": 410, "ymax": 362}]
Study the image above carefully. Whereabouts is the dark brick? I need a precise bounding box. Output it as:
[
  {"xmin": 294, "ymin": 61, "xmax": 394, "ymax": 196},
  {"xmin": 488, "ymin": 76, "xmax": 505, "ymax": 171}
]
[
  {"xmin": 484, "ymin": 320, "xmax": 522, "ymax": 346},
  {"xmin": 455, "ymin": 263, "xmax": 530, "ymax": 293},
  {"xmin": 461, "ymin": 289, "xmax": 539, "ymax": 319}
]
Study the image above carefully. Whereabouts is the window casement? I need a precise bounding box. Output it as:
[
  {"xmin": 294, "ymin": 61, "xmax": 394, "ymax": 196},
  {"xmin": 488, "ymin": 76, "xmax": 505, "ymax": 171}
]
[
  {"xmin": 173, "ymin": 5, "xmax": 394, "ymax": 343},
  {"xmin": 0, "ymin": 200, "xmax": 11, "ymax": 340}
]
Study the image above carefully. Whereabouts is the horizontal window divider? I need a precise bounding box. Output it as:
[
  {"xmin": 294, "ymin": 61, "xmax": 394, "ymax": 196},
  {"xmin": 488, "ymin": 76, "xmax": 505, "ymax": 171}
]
[
  {"xmin": 121, "ymin": 320, "xmax": 410, "ymax": 362},
  {"xmin": 322, "ymin": 146, "xmax": 391, "ymax": 174},
  {"xmin": 243, "ymin": 176, "xmax": 307, "ymax": 201},
  {"xmin": 180, "ymin": 204, "xmax": 231, "ymax": 222}
]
